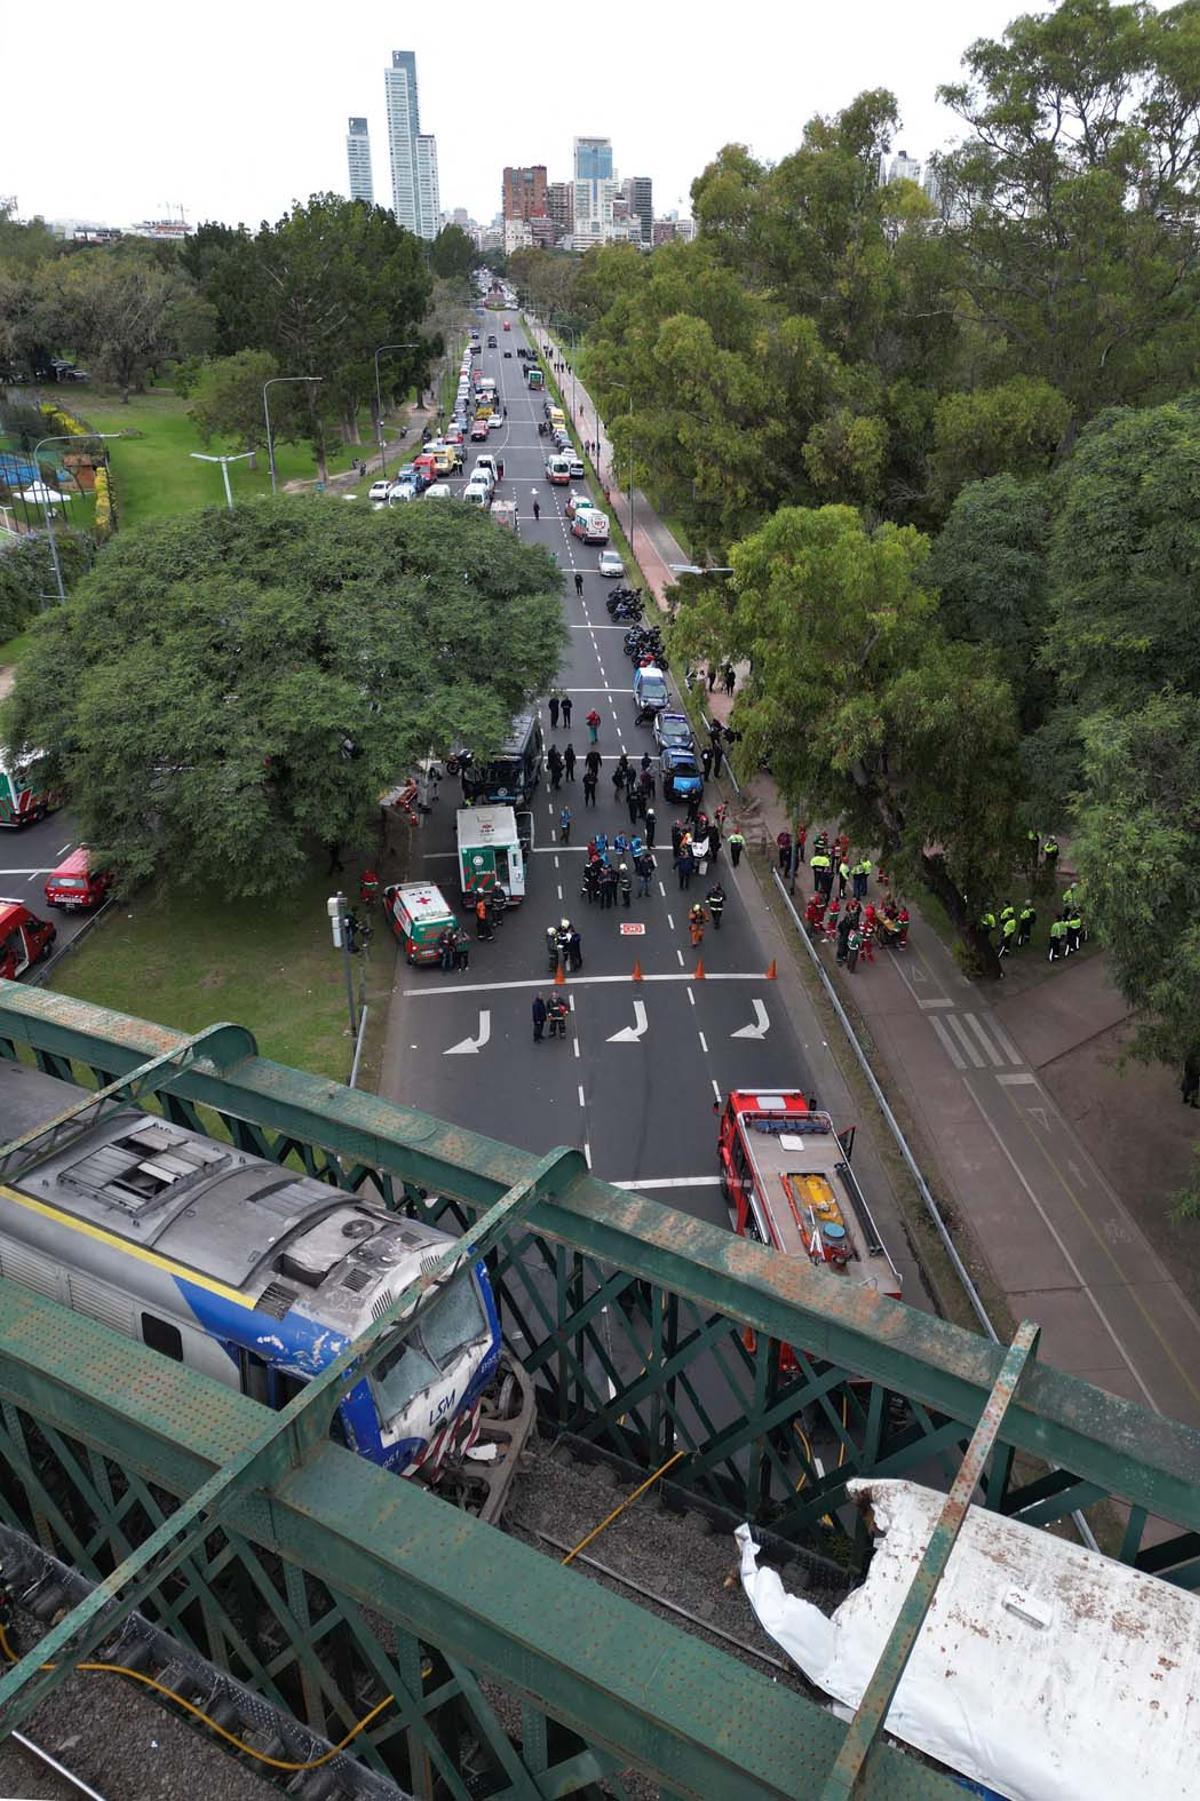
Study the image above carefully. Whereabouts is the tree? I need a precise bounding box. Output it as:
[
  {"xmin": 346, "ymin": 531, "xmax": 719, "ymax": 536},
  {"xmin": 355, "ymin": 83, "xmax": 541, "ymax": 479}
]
[
  {"xmin": 188, "ymin": 349, "xmax": 284, "ymax": 463},
  {"xmin": 430, "ymin": 225, "xmax": 477, "ymax": 282},
  {"xmin": 937, "ymin": 0, "xmax": 1200, "ymax": 422},
  {"xmin": 1070, "ymin": 690, "xmax": 1200, "ymax": 1078},
  {"xmin": 930, "ymin": 377, "xmax": 1070, "ymax": 499},
  {"xmin": 1047, "ymin": 394, "xmax": 1200, "ymax": 711},
  {"xmin": 672, "ymin": 504, "xmax": 1020, "ymax": 965},
  {"xmin": 0, "ymin": 531, "xmax": 93, "ymax": 639},
  {"xmin": 926, "ymin": 474, "xmax": 1054, "ymax": 729},
  {"xmin": 2, "ymin": 500, "xmax": 566, "ymax": 895},
  {"xmin": 41, "ymin": 249, "xmax": 211, "ymax": 400}
]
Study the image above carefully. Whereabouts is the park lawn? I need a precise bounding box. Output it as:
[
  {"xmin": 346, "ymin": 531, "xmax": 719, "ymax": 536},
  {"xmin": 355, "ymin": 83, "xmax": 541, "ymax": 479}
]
[
  {"xmin": 49, "ymin": 868, "xmax": 395, "ymax": 1083},
  {"xmin": 81, "ymin": 389, "xmax": 375, "ymax": 527},
  {"xmin": 0, "ymin": 630, "xmax": 35, "ymax": 666}
]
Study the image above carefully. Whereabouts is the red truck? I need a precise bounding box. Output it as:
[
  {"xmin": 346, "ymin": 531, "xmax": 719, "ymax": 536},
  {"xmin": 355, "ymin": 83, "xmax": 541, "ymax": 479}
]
[{"xmin": 0, "ymin": 901, "xmax": 56, "ymax": 980}]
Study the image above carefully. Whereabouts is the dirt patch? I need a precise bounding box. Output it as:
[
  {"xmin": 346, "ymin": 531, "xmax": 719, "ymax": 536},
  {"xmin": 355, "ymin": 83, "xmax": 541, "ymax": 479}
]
[{"xmin": 0, "ymin": 666, "xmax": 15, "ymax": 702}]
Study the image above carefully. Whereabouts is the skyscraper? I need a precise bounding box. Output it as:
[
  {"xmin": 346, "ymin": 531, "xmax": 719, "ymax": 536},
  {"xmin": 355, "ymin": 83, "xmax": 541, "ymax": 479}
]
[
  {"xmin": 346, "ymin": 118, "xmax": 374, "ymax": 205},
  {"xmin": 621, "ymin": 177, "xmax": 653, "ymax": 247},
  {"xmin": 384, "ymin": 51, "xmax": 439, "ymax": 239},
  {"xmin": 546, "ymin": 181, "xmax": 574, "ymax": 242},
  {"xmin": 572, "ymin": 137, "xmax": 617, "ymax": 250},
  {"xmin": 502, "ymin": 166, "xmax": 548, "ymax": 222}
]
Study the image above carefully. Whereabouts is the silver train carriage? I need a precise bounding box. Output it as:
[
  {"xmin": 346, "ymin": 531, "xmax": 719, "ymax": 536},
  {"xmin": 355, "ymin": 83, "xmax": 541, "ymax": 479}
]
[{"xmin": 0, "ymin": 1111, "xmax": 502, "ymax": 1473}]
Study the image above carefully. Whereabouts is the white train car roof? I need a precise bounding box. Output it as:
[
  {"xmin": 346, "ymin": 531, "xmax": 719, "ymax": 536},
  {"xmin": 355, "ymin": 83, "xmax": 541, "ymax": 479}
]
[{"xmin": 737, "ymin": 1477, "xmax": 1200, "ymax": 1801}]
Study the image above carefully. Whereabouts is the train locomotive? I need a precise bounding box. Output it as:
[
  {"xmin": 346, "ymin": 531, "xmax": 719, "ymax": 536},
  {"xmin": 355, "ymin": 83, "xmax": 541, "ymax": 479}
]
[{"xmin": 0, "ymin": 1109, "xmax": 517, "ymax": 1491}]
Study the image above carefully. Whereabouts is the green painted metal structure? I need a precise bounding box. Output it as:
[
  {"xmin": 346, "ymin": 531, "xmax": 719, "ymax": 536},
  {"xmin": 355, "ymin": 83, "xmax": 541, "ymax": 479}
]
[{"xmin": 1, "ymin": 984, "xmax": 1199, "ymax": 1796}]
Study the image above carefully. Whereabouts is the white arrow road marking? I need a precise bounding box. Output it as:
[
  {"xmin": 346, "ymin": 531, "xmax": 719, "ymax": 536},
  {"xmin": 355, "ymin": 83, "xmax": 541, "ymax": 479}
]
[
  {"xmin": 607, "ymin": 999, "xmax": 648, "ymax": 1043},
  {"xmin": 444, "ymin": 1010, "xmax": 491, "ymax": 1055},
  {"xmin": 731, "ymin": 999, "xmax": 770, "ymax": 1040}
]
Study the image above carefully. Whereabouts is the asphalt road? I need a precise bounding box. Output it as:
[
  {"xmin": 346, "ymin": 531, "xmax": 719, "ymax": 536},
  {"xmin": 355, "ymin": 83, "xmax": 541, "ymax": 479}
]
[
  {"xmin": 381, "ymin": 316, "xmax": 859, "ymax": 1244},
  {"xmin": 0, "ymin": 806, "xmax": 93, "ymax": 959}
]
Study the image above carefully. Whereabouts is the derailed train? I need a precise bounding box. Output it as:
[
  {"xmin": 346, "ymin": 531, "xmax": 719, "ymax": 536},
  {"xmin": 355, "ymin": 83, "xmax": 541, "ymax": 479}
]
[{"xmin": 0, "ymin": 1108, "xmax": 523, "ymax": 1494}]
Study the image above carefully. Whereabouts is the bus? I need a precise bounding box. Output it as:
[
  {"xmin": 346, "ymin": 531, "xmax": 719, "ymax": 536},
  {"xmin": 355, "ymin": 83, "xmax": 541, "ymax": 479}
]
[
  {"xmin": 717, "ymin": 1089, "xmax": 901, "ymax": 1303},
  {"xmin": 459, "ymin": 713, "xmax": 544, "ymax": 807}
]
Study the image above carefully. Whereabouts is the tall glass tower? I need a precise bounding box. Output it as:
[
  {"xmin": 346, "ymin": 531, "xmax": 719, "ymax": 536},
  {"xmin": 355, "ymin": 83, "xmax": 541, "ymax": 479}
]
[
  {"xmin": 385, "ymin": 51, "xmax": 439, "ymax": 238},
  {"xmin": 346, "ymin": 118, "xmax": 374, "ymax": 206}
]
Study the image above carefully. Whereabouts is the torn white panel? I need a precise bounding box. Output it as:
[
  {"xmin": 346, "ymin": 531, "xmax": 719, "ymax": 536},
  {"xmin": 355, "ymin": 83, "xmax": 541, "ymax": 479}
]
[{"xmin": 737, "ymin": 1479, "xmax": 1200, "ymax": 1801}]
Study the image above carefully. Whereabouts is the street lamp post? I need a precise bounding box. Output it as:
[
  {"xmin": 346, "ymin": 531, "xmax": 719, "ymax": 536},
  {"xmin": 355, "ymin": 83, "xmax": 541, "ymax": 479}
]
[
  {"xmin": 32, "ymin": 432, "xmax": 123, "ymax": 605},
  {"xmin": 373, "ymin": 342, "xmax": 420, "ymax": 482},
  {"xmin": 262, "ymin": 377, "xmax": 323, "ymax": 496},
  {"xmin": 190, "ymin": 450, "xmax": 253, "ymax": 512}
]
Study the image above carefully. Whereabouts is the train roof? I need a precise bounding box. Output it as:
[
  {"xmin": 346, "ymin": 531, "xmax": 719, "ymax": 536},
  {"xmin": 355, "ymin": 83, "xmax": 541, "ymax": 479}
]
[{"xmin": 8, "ymin": 1111, "xmax": 453, "ymax": 1331}]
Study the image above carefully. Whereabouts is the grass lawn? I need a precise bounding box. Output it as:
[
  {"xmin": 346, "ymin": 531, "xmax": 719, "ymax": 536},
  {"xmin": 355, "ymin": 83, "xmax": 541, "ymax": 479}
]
[
  {"xmin": 0, "ymin": 629, "xmax": 35, "ymax": 666},
  {"xmin": 80, "ymin": 388, "xmax": 377, "ymax": 528},
  {"xmin": 50, "ymin": 868, "xmax": 395, "ymax": 1084}
]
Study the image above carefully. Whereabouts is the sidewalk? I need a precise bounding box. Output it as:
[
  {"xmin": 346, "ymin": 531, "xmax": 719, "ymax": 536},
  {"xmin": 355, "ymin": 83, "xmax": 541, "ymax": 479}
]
[{"xmin": 535, "ymin": 315, "xmax": 1200, "ymax": 1428}]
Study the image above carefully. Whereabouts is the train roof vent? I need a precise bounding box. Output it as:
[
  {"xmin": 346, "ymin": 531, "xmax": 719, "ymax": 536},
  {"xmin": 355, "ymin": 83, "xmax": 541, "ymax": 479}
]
[
  {"xmin": 63, "ymin": 1120, "xmax": 229, "ymax": 1216},
  {"xmin": 340, "ymin": 1266, "xmax": 375, "ymax": 1294},
  {"xmin": 255, "ymin": 1281, "xmax": 297, "ymax": 1318}
]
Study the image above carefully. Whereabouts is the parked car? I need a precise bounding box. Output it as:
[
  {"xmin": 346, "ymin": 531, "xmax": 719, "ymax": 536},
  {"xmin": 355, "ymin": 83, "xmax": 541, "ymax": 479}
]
[
  {"xmin": 463, "ymin": 481, "xmax": 492, "ymax": 509},
  {"xmin": 567, "ymin": 455, "xmax": 586, "ymax": 479},
  {"xmin": 565, "ymin": 494, "xmax": 593, "ymax": 521},
  {"xmin": 598, "ymin": 549, "xmax": 624, "ymax": 579},
  {"xmin": 573, "ymin": 509, "xmax": 609, "ymax": 544},
  {"xmin": 388, "ymin": 483, "xmax": 417, "ymax": 504},
  {"xmin": 424, "ymin": 483, "xmax": 455, "ymax": 500},
  {"xmin": 654, "ymin": 712, "xmax": 694, "ymax": 753},
  {"xmin": 470, "ymin": 418, "xmax": 490, "ymax": 441},
  {"xmin": 368, "ymin": 479, "xmax": 392, "ymax": 503},
  {"xmin": 44, "ymin": 847, "xmax": 111, "ymax": 911},
  {"xmin": 0, "ymin": 900, "xmax": 55, "ymax": 979},
  {"xmin": 660, "ymin": 745, "xmax": 704, "ymax": 802},
  {"xmin": 488, "ymin": 413, "xmax": 504, "ymax": 431}
]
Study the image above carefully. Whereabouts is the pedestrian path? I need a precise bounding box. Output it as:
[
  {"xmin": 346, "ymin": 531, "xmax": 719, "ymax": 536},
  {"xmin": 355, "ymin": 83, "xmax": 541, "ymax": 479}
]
[{"xmin": 533, "ymin": 313, "xmax": 1200, "ymax": 1429}]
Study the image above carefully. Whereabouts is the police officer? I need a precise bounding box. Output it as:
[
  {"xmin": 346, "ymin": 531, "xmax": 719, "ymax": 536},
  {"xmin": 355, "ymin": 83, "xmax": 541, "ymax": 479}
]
[
  {"xmin": 998, "ymin": 911, "xmax": 1019, "ymax": 957},
  {"xmin": 810, "ymin": 848, "xmax": 833, "ymax": 899},
  {"xmin": 1017, "ymin": 900, "xmax": 1036, "ymax": 947},
  {"xmin": 1047, "ymin": 917, "xmax": 1067, "ymax": 961}
]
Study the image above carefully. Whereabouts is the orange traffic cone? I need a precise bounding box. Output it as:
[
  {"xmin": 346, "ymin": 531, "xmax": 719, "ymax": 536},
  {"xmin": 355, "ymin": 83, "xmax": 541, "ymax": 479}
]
[
  {"xmin": 765, "ymin": 958, "xmax": 777, "ymax": 981},
  {"xmin": 631, "ymin": 958, "xmax": 643, "ymax": 981},
  {"xmin": 554, "ymin": 962, "xmax": 566, "ymax": 985},
  {"xmin": 693, "ymin": 956, "xmax": 706, "ymax": 980}
]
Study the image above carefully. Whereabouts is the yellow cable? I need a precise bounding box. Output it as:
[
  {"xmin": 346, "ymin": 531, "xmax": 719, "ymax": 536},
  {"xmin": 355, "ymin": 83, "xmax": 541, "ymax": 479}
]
[
  {"xmin": 561, "ymin": 1449, "xmax": 686, "ymax": 1567},
  {"xmin": 0, "ymin": 1622, "xmax": 394, "ymax": 1772},
  {"xmin": 837, "ymin": 1394, "xmax": 848, "ymax": 1471}
]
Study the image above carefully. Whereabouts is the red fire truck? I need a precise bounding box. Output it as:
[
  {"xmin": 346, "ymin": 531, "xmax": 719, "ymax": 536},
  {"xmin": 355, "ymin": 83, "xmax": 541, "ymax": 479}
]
[{"xmin": 717, "ymin": 1089, "xmax": 902, "ymax": 1300}]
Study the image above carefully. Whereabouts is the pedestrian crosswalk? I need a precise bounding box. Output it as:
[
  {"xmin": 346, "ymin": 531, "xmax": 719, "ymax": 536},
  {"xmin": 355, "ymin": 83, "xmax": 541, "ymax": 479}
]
[{"xmin": 930, "ymin": 1011, "xmax": 1023, "ymax": 1072}]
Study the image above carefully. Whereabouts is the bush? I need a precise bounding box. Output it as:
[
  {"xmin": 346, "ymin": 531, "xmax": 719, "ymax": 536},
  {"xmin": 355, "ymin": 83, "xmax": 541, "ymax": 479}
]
[
  {"xmin": 92, "ymin": 466, "xmax": 114, "ymax": 540},
  {"xmin": 38, "ymin": 401, "xmax": 91, "ymax": 437}
]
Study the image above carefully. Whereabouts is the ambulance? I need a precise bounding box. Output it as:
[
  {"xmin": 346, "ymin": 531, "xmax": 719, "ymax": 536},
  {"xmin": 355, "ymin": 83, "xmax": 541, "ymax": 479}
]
[
  {"xmin": 381, "ymin": 882, "xmax": 458, "ymax": 965},
  {"xmin": 456, "ymin": 806, "xmax": 529, "ymax": 906}
]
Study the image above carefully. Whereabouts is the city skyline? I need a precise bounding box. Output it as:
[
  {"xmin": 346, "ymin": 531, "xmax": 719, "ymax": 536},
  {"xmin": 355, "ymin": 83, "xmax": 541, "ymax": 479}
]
[{"xmin": 1, "ymin": 3, "xmax": 1021, "ymax": 231}]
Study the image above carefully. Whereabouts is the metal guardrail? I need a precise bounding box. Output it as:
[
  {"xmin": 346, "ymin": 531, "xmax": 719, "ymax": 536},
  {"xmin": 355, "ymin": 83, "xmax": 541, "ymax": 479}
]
[
  {"xmin": 770, "ymin": 868, "xmax": 1102, "ymax": 1553},
  {"xmin": 28, "ymin": 894, "xmax": 114, "ymax": 987}
]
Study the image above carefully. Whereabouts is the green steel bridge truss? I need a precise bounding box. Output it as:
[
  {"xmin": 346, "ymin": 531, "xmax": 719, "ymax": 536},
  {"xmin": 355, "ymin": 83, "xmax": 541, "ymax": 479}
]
[{"xmin": 0, "ymin": 984, "xmax": 1196, "ymax": 1798}]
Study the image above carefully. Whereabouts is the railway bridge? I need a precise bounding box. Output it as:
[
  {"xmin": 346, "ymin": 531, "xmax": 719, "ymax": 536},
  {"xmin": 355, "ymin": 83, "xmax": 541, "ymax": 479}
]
[{"xmin": 0, "ymin": 983, "xmax": 1197, "ymax": 1798}]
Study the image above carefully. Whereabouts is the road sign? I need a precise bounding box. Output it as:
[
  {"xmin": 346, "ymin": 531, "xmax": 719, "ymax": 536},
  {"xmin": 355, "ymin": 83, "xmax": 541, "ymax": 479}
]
[{"xmin": 619, "ymin": 923, "xmax": 645, "ymax": 935}]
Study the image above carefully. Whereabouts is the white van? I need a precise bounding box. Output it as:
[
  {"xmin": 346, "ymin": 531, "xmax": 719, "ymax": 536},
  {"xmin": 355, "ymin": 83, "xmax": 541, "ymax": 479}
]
[
  {"xmin": 473, "ymin": 455, "xmax": 499, "ymax": 486},
  {"xmin": 463, "ymin": 480, "xmax": 492, "ymax": 509}
]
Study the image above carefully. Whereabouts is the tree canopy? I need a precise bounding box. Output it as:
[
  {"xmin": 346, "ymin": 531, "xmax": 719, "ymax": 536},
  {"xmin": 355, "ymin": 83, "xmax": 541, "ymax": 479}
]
[{"xmin": 3, "ymin": 501, "xmax": 566, "ymax": 895}]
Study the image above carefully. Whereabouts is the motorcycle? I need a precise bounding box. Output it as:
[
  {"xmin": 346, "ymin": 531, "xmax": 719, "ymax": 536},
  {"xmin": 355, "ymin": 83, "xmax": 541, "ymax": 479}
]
[{"xmin": 444, "ymin": 748, "xmax": 473, "ymax": 777}]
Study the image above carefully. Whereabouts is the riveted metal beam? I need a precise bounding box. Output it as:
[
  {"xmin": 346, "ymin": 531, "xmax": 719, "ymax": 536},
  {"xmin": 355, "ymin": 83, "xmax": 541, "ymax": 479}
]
[
  {"xmin": 820, "ymin": 1321, "xmax": 1042, "ymax": 1799},
  {"xmin": 1, "ymin": 987, "xmax": 1198, "ymax": 1536},
  {"xmin": 0, "ymin": 1280, "xmax": 959, "ymax": 1799}
]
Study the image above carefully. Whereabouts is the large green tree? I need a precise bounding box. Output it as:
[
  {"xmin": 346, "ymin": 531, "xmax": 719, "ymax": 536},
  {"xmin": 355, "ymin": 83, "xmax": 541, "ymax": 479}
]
[
  {"xmin": 3, "ymin": 500, "xmax": 565, "ymax": 894},
  {"xmin": 430, "ymin": 225, "xmax": 478, "ymax": 282},
  {"xmin": 673, "ymin": 504, "xmax": 1020, "ymax": 963},
  {"xmin": 187, "ymin": 348, "xmax": 288, "ymax": 463},
  {"xmin": 40, "ymin": 248, "xmax": 212, "ymax": 400}
]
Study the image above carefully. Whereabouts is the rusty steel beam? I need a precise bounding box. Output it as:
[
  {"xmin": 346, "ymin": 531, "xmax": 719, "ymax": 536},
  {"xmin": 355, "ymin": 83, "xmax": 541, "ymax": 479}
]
[{"xmin": 1, "ymin": 987, "xmax": 1198, "ymax": 1535}]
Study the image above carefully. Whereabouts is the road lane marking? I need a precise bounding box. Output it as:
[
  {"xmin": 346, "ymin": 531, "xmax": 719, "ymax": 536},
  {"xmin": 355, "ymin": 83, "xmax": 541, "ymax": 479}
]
[
  {"xmin": 698, "ymin": 1031, "xmax": 708, "ymax": 1053},
  {"xmin": 964, "ymin": 1082, "xmax": 1161, "ymax": 1412},
  {"xmin": 962, "ymin": 1012, "xmax": 1007, "ymax": 1068},
  {"xmin": 402, "ymin": 971, "xmax": 771, "ymax": 996},
  {"xmin": 444, "ymin": 1010, "xmax": 491, "ymax": 1056},
  {"xmin": 930, "ymin": 1017, "xmax": 966, "ymax": 1070},
  {"xmin": 997, "ymin": 1072, "xmax": 1037, "ymax": 1085},
  {"xmin": 577, "ymin": 1083, "xmax": 586, "ymax": 1107},
  {"xmin": 612, "ymin": 1176, "xmax": 723, "ymax": 1191},
  {"xmin": 686, "ymin": 988, "xmax": 695, "ymax": 1006},
  {"xmin": 946, "ymin": 1014, "xmax": 985, "ymax": 1068}
]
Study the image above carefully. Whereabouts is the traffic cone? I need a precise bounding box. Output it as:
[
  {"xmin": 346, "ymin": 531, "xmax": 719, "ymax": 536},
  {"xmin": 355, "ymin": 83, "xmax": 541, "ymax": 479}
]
[
  {"xmin": 554, "ymin": 962, "xmax": 566, "ymax": 986},
  {"xmin": 693, "ymin": 956, "xmax": 706, "ymax": 980},
  {"xmin": 632, "ymin": 959, "xmax": 643, "ymax": 981},
  {"xmin": 765, "ymin": 959, "xmax": 777, "ymax": 981}
]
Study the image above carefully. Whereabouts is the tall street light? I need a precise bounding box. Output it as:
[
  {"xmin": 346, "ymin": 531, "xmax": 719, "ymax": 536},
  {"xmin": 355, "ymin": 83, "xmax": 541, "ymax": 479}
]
[
  {"xmin": 609, "ymin": 383, "xmax": 636, "ymax": 553},
  {"xmin": 33, "ymin": 431, "xmax": 124, "ymax": 606},
  {"xmin": 373, "ymin": 342, "xmax": 421, "ymax": 482},
  {"xmin": 190, "ymin": 450, "xmax": 253, "ymax": 512},
  {"xmin": 263, "ymin": 377, "xmax": 323, "ymax": 496}
]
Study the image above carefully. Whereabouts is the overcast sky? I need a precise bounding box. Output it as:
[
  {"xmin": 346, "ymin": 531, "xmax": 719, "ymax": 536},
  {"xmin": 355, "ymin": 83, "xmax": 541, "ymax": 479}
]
[{"xmin": 4, "ymin": 0, "xmax": 1024, "ymax": 230}]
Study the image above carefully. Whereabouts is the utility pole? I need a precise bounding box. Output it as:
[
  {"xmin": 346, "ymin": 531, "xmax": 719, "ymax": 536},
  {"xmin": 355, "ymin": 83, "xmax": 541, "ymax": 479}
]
[{"xmin": 326, "ymin": 893, "xmax": 358, "ymax": 1038}]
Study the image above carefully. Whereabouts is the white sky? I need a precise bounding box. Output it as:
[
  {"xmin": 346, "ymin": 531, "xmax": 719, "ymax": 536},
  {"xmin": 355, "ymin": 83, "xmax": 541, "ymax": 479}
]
[{"xmin": 3, "ymin": 0, "xmax": 1022, "ymax": 230}]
